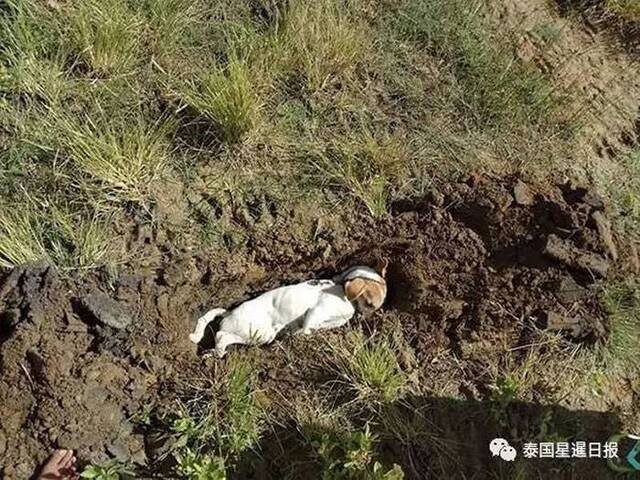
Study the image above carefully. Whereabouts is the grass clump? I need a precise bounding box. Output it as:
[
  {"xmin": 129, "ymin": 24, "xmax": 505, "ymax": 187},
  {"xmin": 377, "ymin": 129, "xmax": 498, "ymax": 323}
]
[
  {"xmin": 0, "ymin": 0, "xmax": 70, "ymax": 103},
  {"xmin": 282, "ymin": 0, "xmax": 368, "ymax": 93},
  {"xmin": 606, "ymin": 0, "xmax": 640, "ymax": 21},
  {"xmin": 144, "ymin": 0, "xmax": 197, "ymax": 59},
  {"xmin": 610, "ymin": 149, "xmax": 640, "ymax": 237},
  {"xmin": 67, "ymin": 0, "xmax": 143, "ymax": 76},
  {"xmin": 168, "ymin": 360, "xmax": 264, "ymax": 477},
  {"xmin": 602, "ymin": 280, "xmax": 640, "ymax": 370},
  {"xmin": 395, "ymin": 0, "xmax": 560, "ymax": 130},
  {"xmin": 308, "ymin": 129, "xmax": 408, "ymax": 218},
  {"xmin": 0, "ymin": 205, "xmax": 113, "ymax": 271},
  {"xmin": 176, "ymin": 59, "xmax": 261, "ymax": 144},
  {"xmin": 44, "ymin": 112, "xmax": 172, "ymax": 204},
  {"xmin": 331, "ymin": 333, "xmax": 406, "ymax": 403}
]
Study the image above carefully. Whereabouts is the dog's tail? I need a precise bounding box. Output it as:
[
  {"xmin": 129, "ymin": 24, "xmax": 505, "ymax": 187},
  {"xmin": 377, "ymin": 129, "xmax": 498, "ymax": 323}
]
[{"xmin": 189, "ymin": 308, "xmax": 227, "ymax": 344}]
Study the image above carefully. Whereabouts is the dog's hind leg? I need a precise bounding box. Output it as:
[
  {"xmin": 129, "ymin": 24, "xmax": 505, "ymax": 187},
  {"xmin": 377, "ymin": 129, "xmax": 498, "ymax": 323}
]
[
  {"xmin": 190, "ymin": 308, "xmax": 227, "ymax": 344},
  {"xmin": 215, "ymin": 331, "xmax": 247, "ymax": 358}
]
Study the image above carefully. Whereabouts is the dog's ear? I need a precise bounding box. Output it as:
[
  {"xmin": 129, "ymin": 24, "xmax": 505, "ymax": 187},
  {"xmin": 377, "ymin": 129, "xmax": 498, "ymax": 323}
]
[
  {"xmin": 375, "ymin": 257, "xmax": 389, "ymax": 278},
  {"xmin": 345, "ymin": 278, "xmax": 367, "ymax": 302}
]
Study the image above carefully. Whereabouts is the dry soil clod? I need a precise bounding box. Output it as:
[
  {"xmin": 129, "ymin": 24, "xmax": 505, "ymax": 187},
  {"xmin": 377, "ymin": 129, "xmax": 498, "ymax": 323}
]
[
  {"xmin": 591, "ymin": 210, "xmax": 618, "ymax": 261},
  {"xmin": 544, "ymin": 234, "xmax": 610, "ymax": 278},
  {"xmin": 80, "ymin": 293, "xmax": 134, "ymax": 330}
]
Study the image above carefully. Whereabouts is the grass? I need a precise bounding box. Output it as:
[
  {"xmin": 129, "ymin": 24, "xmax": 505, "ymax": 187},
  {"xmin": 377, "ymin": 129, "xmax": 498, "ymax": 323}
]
[
  {"xmin": 602, "ymin": 280, "xmax": 640, "ymax": 370},
  {"xmin": 330, "ymin": 333, "xmax": 407, "ymax": 403},
  {"xmin": 0, "ymin": 0, "xmax": 638, "ymax": 476},
  {"xmin": 606, "ymin": 0, "xmax": 640, "ymax": 21},
  {"xmin": 43, "ymin": 111, "xmax": 173, "ymax": 205},
  {"xmin": 0, "ymin": 204, "xmax": 113, "ymax": 271},
  {"xmin": 282, "ymin": 0, "xmax": 369, "ymax": 93},
  {"xmin": 395, "ymin": 0, "xmax": 562, "ymax": 131},
  {"xmin": 167, "ymin": 360, "xmax": 264, "ymax": 476},
  {"xmin": 176, "ymin": 59, "xmax": 261, "ymax": 144},
  {"xmin": 307, "ymin": 128, "xmax": 408, "ymax": 217},
  {"xmin": 609, "ymin": 149, "xmax": 640, "ymax": 237},
  {"xmin": 67, "ymin": 0, "xmax": 143, "ymax": 76}
]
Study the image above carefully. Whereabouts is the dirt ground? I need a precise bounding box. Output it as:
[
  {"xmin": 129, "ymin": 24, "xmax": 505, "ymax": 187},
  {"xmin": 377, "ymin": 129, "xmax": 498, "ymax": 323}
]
[{"xmin": 1, "ymin": 174, "xmax": 635, "ymax": 479}]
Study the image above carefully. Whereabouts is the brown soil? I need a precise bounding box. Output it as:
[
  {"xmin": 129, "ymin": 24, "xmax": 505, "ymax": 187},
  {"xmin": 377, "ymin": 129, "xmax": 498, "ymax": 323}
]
[{"xmin": 0, "ymin": 175, "xmax": 634, "ymax": 479}]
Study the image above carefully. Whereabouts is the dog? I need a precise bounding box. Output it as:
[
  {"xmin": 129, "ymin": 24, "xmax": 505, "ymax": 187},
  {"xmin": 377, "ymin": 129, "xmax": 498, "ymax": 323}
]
[{"xmin": 189, "ymin": 260, "xmax": 388, "ymax": 357}]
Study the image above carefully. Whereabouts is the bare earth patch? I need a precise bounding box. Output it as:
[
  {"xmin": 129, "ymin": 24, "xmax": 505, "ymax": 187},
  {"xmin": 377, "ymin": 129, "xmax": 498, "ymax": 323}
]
[{"xmin": 0, "ymin": 175, "xmax": 634, "ymax": 479}]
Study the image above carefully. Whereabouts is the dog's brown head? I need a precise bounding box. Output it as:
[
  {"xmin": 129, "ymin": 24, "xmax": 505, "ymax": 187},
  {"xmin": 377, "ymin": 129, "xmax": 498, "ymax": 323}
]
[{"xmin": 343, "ymin": 258, "xmax": 388, "ymax": 315}]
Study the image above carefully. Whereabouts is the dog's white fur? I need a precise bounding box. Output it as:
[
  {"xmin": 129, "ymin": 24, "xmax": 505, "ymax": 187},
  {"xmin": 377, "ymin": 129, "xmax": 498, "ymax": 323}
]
[{"xmin": 190, "ymin": 266, "xmax": 386, "ymax": 357}]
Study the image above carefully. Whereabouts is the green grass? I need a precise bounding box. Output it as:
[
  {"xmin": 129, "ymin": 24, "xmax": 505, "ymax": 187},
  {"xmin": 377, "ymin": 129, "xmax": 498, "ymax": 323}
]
[
  {"xmin": 175, "ymin": 59, "xmax": 261, "ymax": 144},
  {"xmin": 395, "ymin": 0, "xmax": 562, "ymax": 130},
  {"xmin": 43, "ymin": 111, "xmax": 173, "ymax": 205},
  {"xmin": 0, "ymin": 204, "xmax": 113, "ymax": 271},
  {"xmin": 67, "ymin": 0, "xmax": 143, "ymax": 76},
  {"xmin": 168, "ymin": 360, "xmax": 264, "ymax": 476},
  {"xmin": 602, "ymin": 280, "xmax": 640, "ymax": 370},
  {"xmin": 610, "ymin": 149, "xmax": 640, "ymax": 237},
  {"xmin": 606, "ymin": 0, "xmax": 640, "ymax": 21},
  {"xmin": 282, "ymin": 0, "xmax": 369, "ymax": 93},
  {"xmin": 331, "ymin": 333, "xmax": 407, "ymax": 403},
  {"xmin": 307, "ymin": 128, "xmax": 408, "ymax": 218}
]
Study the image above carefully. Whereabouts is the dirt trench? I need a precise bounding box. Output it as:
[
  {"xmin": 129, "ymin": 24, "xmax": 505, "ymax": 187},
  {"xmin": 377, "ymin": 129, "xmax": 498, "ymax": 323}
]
[{"xmin": 0, "ymin": 174, "xmax": 625, "ymax": 478}]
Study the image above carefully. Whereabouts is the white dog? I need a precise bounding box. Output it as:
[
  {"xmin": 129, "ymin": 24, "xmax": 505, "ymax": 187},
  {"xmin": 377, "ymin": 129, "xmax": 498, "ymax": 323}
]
[{"xmin": 189, "ymin": 261, "xmax": 388, "ymax": 357}]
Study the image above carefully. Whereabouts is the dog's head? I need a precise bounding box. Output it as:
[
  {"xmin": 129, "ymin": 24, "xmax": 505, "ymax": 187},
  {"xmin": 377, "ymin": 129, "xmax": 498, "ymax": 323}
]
[{"xmin": 337, "ymin": 258, "xmax": 388, "ymax": 315}]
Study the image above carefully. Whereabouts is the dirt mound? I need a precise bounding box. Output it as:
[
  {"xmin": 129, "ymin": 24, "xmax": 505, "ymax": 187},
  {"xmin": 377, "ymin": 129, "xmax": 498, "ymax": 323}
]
[{"xmin": 0, "ymin": 175, "xmax": 621, "ymax": 478}]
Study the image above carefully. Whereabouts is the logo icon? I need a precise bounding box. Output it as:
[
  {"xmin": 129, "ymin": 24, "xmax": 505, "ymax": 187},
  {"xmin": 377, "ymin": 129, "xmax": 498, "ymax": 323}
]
[{"xmin": 490, "ymin": 438, "xmax": 517, "ymax": 462}]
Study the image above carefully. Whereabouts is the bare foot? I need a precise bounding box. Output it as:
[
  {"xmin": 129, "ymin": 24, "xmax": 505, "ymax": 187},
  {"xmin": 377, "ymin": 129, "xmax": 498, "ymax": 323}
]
[{"xmin": 38, "ymin": 449, "xmax": 78, "ymax": 480}]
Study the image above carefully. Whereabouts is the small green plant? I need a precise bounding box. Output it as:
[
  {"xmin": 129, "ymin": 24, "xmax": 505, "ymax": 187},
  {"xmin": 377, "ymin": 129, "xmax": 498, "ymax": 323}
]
[
  {"xmin": 177, "ymin": 59, "xmax": 260, "ymax": 143},
  {"xmin": 490, "ymin": 375, "xmax": 519, "ymax": 427},
  {"xmin": 175, "ymin": 448, "xmax": 226, "ymax": 480},
  {"xmin": 80, "ymin": 460, "xmax": 134, "ymax": 480},
  {"xmin": 312, "ymin": 425, "xmax": 404, "ymax": 480}
]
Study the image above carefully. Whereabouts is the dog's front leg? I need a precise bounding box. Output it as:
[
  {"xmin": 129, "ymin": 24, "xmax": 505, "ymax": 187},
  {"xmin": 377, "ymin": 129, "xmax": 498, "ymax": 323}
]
[
  {"xmin": 301, "ymin": 307, "xmax": 324, "ymax": 335},
  {"xmin": 316, "ymin": 316, "xmax": 350, "ymax": 330}
]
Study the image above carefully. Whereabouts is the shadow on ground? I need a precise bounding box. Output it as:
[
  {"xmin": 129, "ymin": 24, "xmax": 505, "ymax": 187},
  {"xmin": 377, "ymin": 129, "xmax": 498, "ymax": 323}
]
[{"xmin": 240, "ymin": 395, "xmax": 623, "ymax": 480}]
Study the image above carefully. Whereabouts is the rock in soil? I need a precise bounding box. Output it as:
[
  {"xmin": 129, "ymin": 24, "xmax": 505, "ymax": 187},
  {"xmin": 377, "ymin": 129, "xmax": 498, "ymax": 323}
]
[
  {"xmin": 544, "ymin": 234, "xmax": 609, "ymax": 278},
  {"xmin": 513, "ymin": 180, "xmax": 535, "ymax": 206},
  {"xmin": 80, "ymin": 293, "xmax": 133, "ymax": 330}
]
